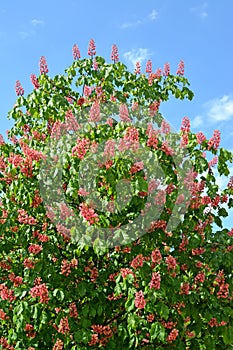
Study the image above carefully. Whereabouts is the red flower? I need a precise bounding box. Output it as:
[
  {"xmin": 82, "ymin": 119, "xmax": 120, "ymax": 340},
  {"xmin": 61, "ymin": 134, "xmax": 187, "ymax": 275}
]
[
  {"xmin": 77, "ymin": 97, "xmax": 85, "ymax": 106},
  {"xmin": 145, "ymin": 60, "xmax": 152, "ymax": 74},
  {"xmin": 30, "ymin": 74, "xmax": 40, "ymax": 89},
  {"xmin": 111, "ymin": 44, "xmax": 119, "ymax": 62},
  {"xmin": 15, "ymin": 80, "xmax": 24, "ymax": 96},
  {"xmin": 150, "ymin": 272, "xmax": 161, "ymax": 289},
  {"xmin": 72, "ymin": 44, "xmax": 80, "ymax": 60},
  {"xmin": 163, "ymin": 62, "xmax": 170, "ymax": 76},
  {"xmin": 176, "ymin": 60, "xmax": 185, "ymax": 75},
  {"xmin": 134, "ymin": 290, "xmax": 146, "ymax": 309},
  {"xmin": 135, "ymin": 61, "xmax": 141, "ymax": 74},
  {"xmin": 88, "ymin": 39, "xmax": 96, "ymax": 56},
  {"xmin": 208, "ymin": 130, "xmax": 221, "ymax": 150},
  {"xmin": 167, "ymin": 328, "xmax": 179, "ymax": 342},
  {"xmin": 39, "ymin": 56, "xmax": 48, "ymax": 75}
]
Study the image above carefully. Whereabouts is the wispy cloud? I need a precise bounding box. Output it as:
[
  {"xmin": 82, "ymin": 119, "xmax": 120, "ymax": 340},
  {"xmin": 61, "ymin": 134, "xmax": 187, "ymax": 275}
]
[
  {"xmin": 191, "ymin": 2, "xmax": 208, "ymax": 19},
  {"xmin": 31, "ymin": 19, "xmax": 45, "ymax": 26},
  {"xmin": 121, "ymin": 20, "xmax": 143, "ymax": 29},
  {"xmin": 120, "ymin": 9, "xmax": 158, "ymax": 29},
  {"xmin": 192, "ymin": 115, "xmax": 203, "ymax": 128},
  {"xmin": 148, "ymin": 9, "xmax": 158, "ymax": 21},
  {"xmin": 205, "ymin": 95, "xmax": 233, "ymax": 122},
  {"xmin": 123, "ymin": 48, "xmax": 151, "ymax": 67},
  {"xmin": 192, "ymin": 95, "xmax": 233, "ymax": 128},
  {"xmin": 18, "ymin": 31, "xmax": 30, "ymax": 40}
]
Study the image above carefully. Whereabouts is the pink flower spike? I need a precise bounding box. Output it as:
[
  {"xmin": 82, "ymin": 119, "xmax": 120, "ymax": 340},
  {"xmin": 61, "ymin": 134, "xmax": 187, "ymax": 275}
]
[
  {"xmin": 15, "ymin": 80, "xmax": 24, "ymax": 96},
  {"xmin": 176, "ymin": 60, "xmax": 185, "ymax": 75},
  {"xmin": 30, "ymin": 74, "xmax": 40, "ymax": 89},
  {"xmin": 119, "ymin": 104, "xmax": 131, "ymax": 122},
  {"xmin": 39, "ymin": 56, "xmax": 48, "ymax": 75},
  {"xmin": 135, "ymin": 61, "xmax": 141, "ymax": 75},
  {"xmin": 163, "ymin": 62, "xmax": 170, "ymax": 76},
  {"xmin": 72, "ymin": 44, "xmax": 81, "ymax": 60},
  {"xmin": 111, "ymin": 44, "xmax": 119, "ymax": 63},
  {"xmin": 88, "ymin": 39, "xmax": 96, "ymax": 57},
  {"xmin": 89, "ymin": 101, "xmax": 101, "ymax": 122},
  {"xmin": 145, "ymin": 60, "xmax": 152, "ymax": 74}
]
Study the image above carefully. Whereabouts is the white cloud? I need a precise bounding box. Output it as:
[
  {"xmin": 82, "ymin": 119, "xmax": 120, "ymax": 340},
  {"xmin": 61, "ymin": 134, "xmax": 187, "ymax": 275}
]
[
  {"xmin": 205, "ymin": 95, "xmax": 233, "ymax": 122},
  {"xmin": 18, "ymin": 31, "xmax": 30, "ymax": 40},
  {"xmin": 121, "ymin": 9, "xmax": 158, "ymax": 29},
  {"xmin": 123, "ymin": 48, "xmax": 151, "ymax": 67},
  {"xmin": 31, "ymin": 19, "xmax": 44, "ymax": 26},
  {"xmin": 192, "ymin": 95, "xmax": 233, "ymax": 129},
  {"xmin": 120, "ymin": 20, "xmax": 143, "ymax": 29},
  {"xmin": 191, "ymin": 2, "xmax": 208, "ymax": 19},
  {"xmin": 192, "ymin": 115, "xmax": 203, "ymax": 128},
  {"xmin": 148, "ymin": 9, "xmax": 158, "ymax": 21}
]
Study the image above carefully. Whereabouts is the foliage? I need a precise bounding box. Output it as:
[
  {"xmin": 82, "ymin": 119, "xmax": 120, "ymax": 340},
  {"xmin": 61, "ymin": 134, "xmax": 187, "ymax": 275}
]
[{"xmin": 0, "ymin": 40, "xmax": 233, "ymax": 349}]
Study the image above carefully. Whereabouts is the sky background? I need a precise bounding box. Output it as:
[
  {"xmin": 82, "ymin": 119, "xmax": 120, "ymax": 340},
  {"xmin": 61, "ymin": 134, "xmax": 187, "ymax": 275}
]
[{"xmin": 0, "ymin": 0, "xmax": 233, "ymax": 228}]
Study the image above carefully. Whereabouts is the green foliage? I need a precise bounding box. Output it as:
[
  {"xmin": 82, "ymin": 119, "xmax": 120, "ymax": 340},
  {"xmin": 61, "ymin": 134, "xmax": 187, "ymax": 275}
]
[{"xmin": 0, "ymin": 42, "xmax": 233, "ymax": 349}]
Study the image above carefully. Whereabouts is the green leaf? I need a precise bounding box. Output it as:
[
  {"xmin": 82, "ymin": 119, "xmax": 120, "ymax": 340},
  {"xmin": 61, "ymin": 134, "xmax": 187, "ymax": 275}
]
[{"xmin": 222, "ymin": 326, "xmax": 233, "ymax": 345}]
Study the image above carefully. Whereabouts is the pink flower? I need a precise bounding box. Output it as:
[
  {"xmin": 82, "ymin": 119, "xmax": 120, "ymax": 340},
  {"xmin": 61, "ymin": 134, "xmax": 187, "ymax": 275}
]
[
  {"xmin": 72, "ymin": 44, "xmax": 80, "ymax": 60},
  {"xmin": 104, "ymin": 139, "xmax": 115, "ymax": 158},
  {"xmin": 111, "ymin": 44, "xmax": 119, "ymax": 62},
  {"xmin": 121, "ymin": 268, "xmax": 134, "ymax": 279},
  {"xmin": 132, "ymin": 101, "xmax": 139, "ymax": 111},
  {"xmin": 151, "ymin": 248, "xmax": 162, "ymax": 264},
  {"xmin": 208, "ymin": 130, "xmax": 221, "ymax": 150},
  {"xmin": 78, "ymin": 187, "xmax": 90, "ymax": 196},
  {"xmin": 208, "ymin": 156, "xmax": 218, "ymax": 167},
  {"xmin": 145, "ymin": 60, "xmax": 152, "ymax": 74},
  {"xmin": 84, "ymin": 85, "xmax": 93, "ymax": 96},
  {"xmin": 23, "ymin": 258, "xmax": 35, "ymax": 269},
  {"xmin": 15, "ymin": 80, "xmax": 24, "ymax": 96},
  {"xmin": 181, "ymin": 116, "xmax": 190, "ymax": 132},
  {"xmin": 72, "ymin": 137, "xmax": 90, "ymax": 159},
  {"xmin": 135, "ymin": 61, "xmax": 141, "ymax": 74},
  {"xmin": 79, "ymin": 202, "xmax": 99, "ymax": 225},
  {"xmin": 93, "ymin": 58, "xmax": 98, "ymax": 70},
  {"xmin": 227, "ymin": 176, "xmax": 233, "ymax": 189},
  {"xmin": 130, "ymin": 161, "xmax": 144, "ymax": 174},
  {"xmin": 150, "ymin": 272, "xmax": 161, "ymax": 289},
  {"xmin": 30, "ymin": 74, "xmax": 40, "ymax": 89},
  {"xmin": 161, "ymin": 120, "xmax": 171, "ymax": 134},
  {"xmin": 180, "ymin": 282, "xmax": 190, "ymax": 295},
  {"xmin": 165, "ymin": 255, "xmax": 177, "ymax": 270},
  {"xmin": 176, "ymin": 60, "xmax": 185, "ymax": 75},
  {"xmin": 148, "ymin": 100, "xmax": 160, "ymax": 116},
  {"xmin": 163, "ymin": 62, "xmax": 170, "ymax": 76},
  {"xmin": 130, "ymin": 254, "xmax": 144, "ymax": 269},
  {"xmin": 69, "ymin": 302, "xmax": 78, "ymax": 318},
  {"xmin": 28, "ymin": 244, "xmax": 42, "ymax": 255},
  {"xmin": 194, "ymin": 272, "xmax": 205, "ymax": 283},
  {"xmin": 167, "ymin": 328, "xmax": 179, "ymax": 342},
  {"xmin": 39, "ymin": 56, "xmax": 48, "ymax": 75},
  {"xmin": 119, "ymin": 104, "xmax": 131, "ymax": 122},
  {"xmin": 0, "ymin": 284, "xmax": 16, "ymax": 302},
  {"xmin": 196, "ymin": 131, "xmax": 206, "ymax": 144},
  {"xmin": 65, "ymin": 110, "xmax": 80, "ymax": 131},
  {"xmin": 161, "ymin": 141, "xmax": 174, "ymax": 156},
  {"xmin": 89, "ymin": 101, "xmax": 101, "ymax": 122},
  {"xmin": 134, "ymin": 290, "xmax": 146, "ymax": 309},
  {"xmin": 29, "ymin": 283, "xmax": 49, "ymax": 303},
  {"xmin": 88, "ymin": 39, "xmax": 96, "ymax": 56},
  {"xmin": 53, "ymin": 338, "xmax": 64, "ymax": 350},
  {"xmin": 217, "ymin": 284, "xmax": 229, "ymax": 299},
  {"xmin": 58, "ymin": 316, "xmax": 70, "ymax": 334}
]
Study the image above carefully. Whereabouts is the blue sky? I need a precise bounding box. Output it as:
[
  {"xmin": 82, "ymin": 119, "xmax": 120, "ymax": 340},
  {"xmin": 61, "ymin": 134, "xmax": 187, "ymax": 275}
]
[{"xmin": 0, "ymin": 0, "xmax": 233, "ymax": 228}]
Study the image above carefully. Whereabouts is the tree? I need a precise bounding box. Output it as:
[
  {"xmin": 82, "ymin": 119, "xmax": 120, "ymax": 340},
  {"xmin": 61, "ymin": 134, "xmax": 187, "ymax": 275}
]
[{"xmin": 0, "ymin": 39, "xmax": 233, "ymax": 349}]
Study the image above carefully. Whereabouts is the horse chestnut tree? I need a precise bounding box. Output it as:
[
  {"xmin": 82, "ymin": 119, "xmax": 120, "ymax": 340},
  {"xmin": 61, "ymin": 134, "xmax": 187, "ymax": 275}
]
[{"xmin": 0, "ymin": 40, "xmax": 233, "ymax": 349}]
